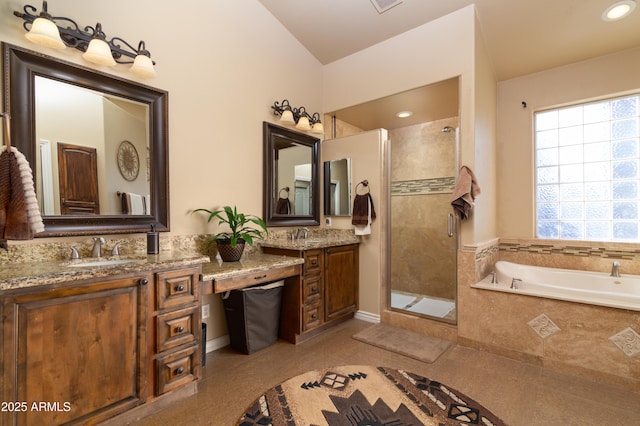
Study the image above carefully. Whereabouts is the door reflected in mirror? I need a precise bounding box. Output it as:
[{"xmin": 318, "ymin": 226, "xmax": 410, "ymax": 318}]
[
  {"xmin": 324, "ymin": 158, "xmax": 352, "ymax": 216},
  {"xmin": 35, "ymin": 76, "xmax": 150, "ymax": 216}
]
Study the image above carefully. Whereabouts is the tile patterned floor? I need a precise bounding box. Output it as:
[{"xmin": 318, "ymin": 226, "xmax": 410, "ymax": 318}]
[{"xmin": 134, "ymin": 319, "xmax": 640, "ymax": 425}]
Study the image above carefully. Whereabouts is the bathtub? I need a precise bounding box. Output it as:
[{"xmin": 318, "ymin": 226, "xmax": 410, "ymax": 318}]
[{"xmin": 472, "ymin": 260, "xmax": 640, "ymax": 311}]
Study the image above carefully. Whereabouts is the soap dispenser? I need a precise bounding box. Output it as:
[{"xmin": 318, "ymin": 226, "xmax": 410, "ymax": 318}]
[{"xmin": 147, "ymin": 224, "xmax": 159, "ymax": 254}]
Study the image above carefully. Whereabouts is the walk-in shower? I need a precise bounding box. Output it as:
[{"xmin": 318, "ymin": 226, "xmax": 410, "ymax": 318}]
[{"xmin": 388, "ymin": 122, "xmax": 458, "ymax": 323}]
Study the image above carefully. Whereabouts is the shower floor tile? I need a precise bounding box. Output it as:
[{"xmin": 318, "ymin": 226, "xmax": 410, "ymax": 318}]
[
  {"xmin": 390, "ymin": 292, "xmax": 418, "ymax": 309},
  {"xmin": 406, "ymin": 297, "xmax": 455, "ymax": 318}
]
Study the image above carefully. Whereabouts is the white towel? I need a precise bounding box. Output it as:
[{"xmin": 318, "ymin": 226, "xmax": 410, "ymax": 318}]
[
  {"xmin": 2, "ymin": 145, "xmax": 45, "ymax": 235},
  {"xmin": 128, "ymin": 193, "xmax": 145, "ymax": 215},
  {"xmin": 144, "ymin": 194, "xmax": 151, "ymax": 215},
  {"xmin": 354, "ymin": 196, "xmax": 372, "ymax": 235}
]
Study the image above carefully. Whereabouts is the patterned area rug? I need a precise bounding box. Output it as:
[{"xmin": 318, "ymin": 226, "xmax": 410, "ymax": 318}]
[{"xmin": 238, "ymin": 365, "xmax": 507, "ymax": 425}]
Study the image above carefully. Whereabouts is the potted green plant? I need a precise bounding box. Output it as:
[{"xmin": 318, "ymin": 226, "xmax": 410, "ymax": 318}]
[{"xmin": 193, "ymin": 205, "xmax": 268, "ymax": 262}]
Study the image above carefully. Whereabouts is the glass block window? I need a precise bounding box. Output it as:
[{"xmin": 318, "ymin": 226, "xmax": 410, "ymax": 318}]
[{"xmin": 535, "ymin": 94, "xmax": 640, "ymax": 241}]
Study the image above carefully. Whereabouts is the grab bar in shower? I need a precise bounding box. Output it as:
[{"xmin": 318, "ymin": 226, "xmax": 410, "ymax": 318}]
[{"xmin": 447, "ymin": 213, "xmax": 454, "ymax": 237}]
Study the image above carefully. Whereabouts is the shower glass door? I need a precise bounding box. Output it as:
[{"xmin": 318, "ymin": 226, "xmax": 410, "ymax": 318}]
[{"xmin": 389, "ymin": 123, "xmax": 458, "ymax": 323}]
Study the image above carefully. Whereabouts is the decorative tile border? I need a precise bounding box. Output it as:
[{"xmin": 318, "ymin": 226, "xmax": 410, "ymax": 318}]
[
  {"xmin": 391, "ymin": 177, "xmax": 455, "ymax": 195},
  {"xmin": 609, "ymin": 327, "xmax": 640, "ymax": 357},
  {"xmin": 528, "ymin": 314, "xmax": 561, "ymax": 339},
  {"xmin": 498, "ymin": 241, "xmax": 640, "ymax": 260}
]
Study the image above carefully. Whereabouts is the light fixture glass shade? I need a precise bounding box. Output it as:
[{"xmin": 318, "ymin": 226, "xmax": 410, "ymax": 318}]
[
  {"xmin": 311, "ymin": 122, "xmax": 324, "ymax": 134},
  {"xmin": 130, "ymin": 54, "xmax": 156, "ymax": 78},
  {"xmin": 295, "ymin": 116, "xmax": 311, "ymax": 131},
  {"xmin": 279, "ymin": 110, "xmax": 295, "ymax": 124},
  {"xmin": 25, "ymin": 17, "xmax": 65, "ymax": 49},
  {"xmin": 82, "ymin": 38, "xmax": 116, "ymax": 66},
  {"xmin": 602, "ymin": 0, "xmax": 636, "ymax": 21}
]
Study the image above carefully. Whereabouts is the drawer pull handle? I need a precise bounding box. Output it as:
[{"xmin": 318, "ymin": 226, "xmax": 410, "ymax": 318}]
[
  {"xmin": 254, "ymin": 274, "xmax": 267, "ymax": 280},
  {"xmin": 176, "ymin": 285, "xmax": 185, "ymax": 292},
  {"xmin": 140, "ymin": 278, "xmax": 149, "ymax": 286},
  {"xmin": 311, "ymin": 314, "xmax": 317, "ymax": 320},
  {"xmin": 175, "ymin": 367, "xmax": 184, "ymax": 375},
  {"xmin": 311, "ymin": 287, "xmax": 317, "ymax": 293},
  {"xmin": 176, "ymin": 326, "xmax": 185, "ymax": 333},
  {"xmin": 311, "ymin": 260, "xmax": 317, "ymax": 266}
]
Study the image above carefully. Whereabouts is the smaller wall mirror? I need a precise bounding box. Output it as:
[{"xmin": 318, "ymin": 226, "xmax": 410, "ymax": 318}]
[
  {"xmin": 263, "ymin": 122, "xmax": 320, "ymax": 226},
  {"xmin": 324, "ymin": 158, "xmax": 352, "ymax": 216}
]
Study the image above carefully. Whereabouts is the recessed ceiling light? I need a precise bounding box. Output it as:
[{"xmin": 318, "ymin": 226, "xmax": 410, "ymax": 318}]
[
  {"xmin": 396, "ymin": 111, "xmax": 413, "ymax": 118},
  {"xmin": 602, "ymin": 0, "xmax": 636, "ymax": 21}
]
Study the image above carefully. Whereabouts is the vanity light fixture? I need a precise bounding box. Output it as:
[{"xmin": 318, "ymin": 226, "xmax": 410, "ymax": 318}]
[
  {"xmin": 14, "ymin": 1, "xmax": 157, "ymax": 78},
  {"xmin": 271, "ymin": 100, "xmax": 324, "ymax": 135},
  {"xmin": 602, "ymin": 0, "xmax": 636, "ymax": 21}
]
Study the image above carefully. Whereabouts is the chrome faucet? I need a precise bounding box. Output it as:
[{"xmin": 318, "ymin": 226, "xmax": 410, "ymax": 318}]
[
  {"xmin": 111, "ymin": 241, "xmax": 127, "ymax": 256},
  {"xmin": 610, "ymin": 261, "xmax": 621, "ymax": 277},
  {"xmin": 296, "ymin": 227, "xmax": 309, "ymax": 240},
  {"xmin": 64, "ymin": 246, "xmax": 81, "ymax": 260},
  {"xmin": 91, "ymin": 237, "xmax": 107, "ymax": 258},
  {"xmin": 511, "ymin": 278, "xmax": 522, "ymax": 289}
]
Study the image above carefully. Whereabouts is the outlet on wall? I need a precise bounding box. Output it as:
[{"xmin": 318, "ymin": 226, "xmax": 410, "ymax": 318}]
[{"xmin": 202, "ymin": 304, "xmax": 210, "ymax": 319}]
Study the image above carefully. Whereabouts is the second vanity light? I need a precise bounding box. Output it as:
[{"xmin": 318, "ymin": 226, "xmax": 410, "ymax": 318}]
[
  {"xmin": 13, "ymin": 1, "xmax": 157, "ymax": 78},
  {"xmin": 271, "ymin": 99, "xmax": 324, "ymax": 135}
]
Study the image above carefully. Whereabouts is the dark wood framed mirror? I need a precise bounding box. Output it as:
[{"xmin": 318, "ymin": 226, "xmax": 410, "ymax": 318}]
[
  {"xmin": 263, "ymin": 122, "xmax": 320, "ymax": 226},
  {"xmin": 2, "ymin": 43, "xmax": 169, "ymax": 236}
]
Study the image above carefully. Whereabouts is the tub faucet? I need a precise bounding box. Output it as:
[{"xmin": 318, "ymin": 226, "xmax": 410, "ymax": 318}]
[
  {"xmin": 610, "ymin": 261, "xmax": 621, "ymax": 277},
  {"xmin": 511, "ymin": 278, "xmax": 522, "ymax": 289},
  {"xmin": 91, "ymin": 237, "xmax": 106, "ymax": 258}
]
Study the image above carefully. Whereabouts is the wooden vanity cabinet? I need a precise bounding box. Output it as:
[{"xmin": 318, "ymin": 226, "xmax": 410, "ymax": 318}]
[
  {"xmin": 263, "ymin": 243, "xmax": 358, "ymax": 343},
  {"xmin": 0, "ymin": 265, "xmax": 202, "ymax": 426},
  {"xmin": 1, "ymin": 274, "xmax": 151, "ymax": 426},
  {"xmin": 152, "ymin": 267, "xmax": 201, "ymax": 396}
]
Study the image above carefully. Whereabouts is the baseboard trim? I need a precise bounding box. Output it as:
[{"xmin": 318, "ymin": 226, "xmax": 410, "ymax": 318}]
[
  {"xmin": 355, "ymin": 310, "xmax": 380, "ymax": 323},
  {"xmin": 204, "ymin": 312, "xmax": 379, "ymax": 354},
  {"xmin": 205, "ymin": 334, "xmax": 230, "ymax": 353}
]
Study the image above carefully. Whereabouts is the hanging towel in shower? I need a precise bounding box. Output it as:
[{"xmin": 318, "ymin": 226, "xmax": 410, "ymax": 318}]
[
  {"xmin": 352, "ymin": 193, "xmax": 376, "ymax": 235},
  {"xmin": 450, "ymin": 165, "xmax": 481, "ymax": 220},
  {"xmin": 0, "ymin": 146, "xmax": 45, "ymax": 239}
]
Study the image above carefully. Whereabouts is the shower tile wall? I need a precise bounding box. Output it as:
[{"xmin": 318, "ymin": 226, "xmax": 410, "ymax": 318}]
[{"xmin": 389, "ymin": 118, "xmax": 458, "ymax": 299}]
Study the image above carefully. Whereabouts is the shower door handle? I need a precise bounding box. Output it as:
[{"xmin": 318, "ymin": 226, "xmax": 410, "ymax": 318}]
[{"xmin": 447, "ymin": 213, "xmax": 454, "ymax": 237}]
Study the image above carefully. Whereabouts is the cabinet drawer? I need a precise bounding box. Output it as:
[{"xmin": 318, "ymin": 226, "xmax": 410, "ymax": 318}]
[
  {"xmin": 157, "ymin": 306, "xmax": 199, "ymax": 352},
  {"xmin": 213, "ymin": 264, "xmax": 301, "ymax": 293},
  {"xmin": 302, "ymin": 302, "xmax": 322, "ymax": 331},
  {"xmin": 156, "ymin": 268, "xmax": 199, "ymax": 310},
  {"xmin": 156, "ymin": 344, "xmax": 199, "ymax": 395},
  {"xmin": 303, "ymin": 275, "xmax": 322, "ymax": 304},
  {"xmin": 303, "ymin": 250, "xmax": 323, "ymax": 274}
]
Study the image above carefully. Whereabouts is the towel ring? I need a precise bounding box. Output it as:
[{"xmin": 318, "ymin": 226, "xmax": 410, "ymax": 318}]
[
  {"xmin": 355, "ymin": 180, "xmax": 370, "ymax": 195},
  {"xmin": 278, "ymin": 187, "xmax": 290, "ymax": 198}
]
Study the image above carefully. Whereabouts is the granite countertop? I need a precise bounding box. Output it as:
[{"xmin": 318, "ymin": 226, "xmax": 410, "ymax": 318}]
[
  {"xmin": 200, "ymin": 252, "xmax": 304, "ymax": 281},
  {"xmin": 260, "ymin": 234, "xmax": 360, "ymax": 250},
  {"xmin": 0, "ymin": 251, "xmax": 210, "ymax": 292}
]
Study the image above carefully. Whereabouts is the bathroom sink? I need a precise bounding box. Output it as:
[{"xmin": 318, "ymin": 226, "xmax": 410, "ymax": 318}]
[{"xmin": 67, "ymin": 259, "xmax": 142, "ymax": 268}]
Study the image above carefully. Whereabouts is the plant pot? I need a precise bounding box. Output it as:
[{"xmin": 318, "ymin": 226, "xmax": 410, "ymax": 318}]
[{"xmin": 216, "ymin": 238, "xmax": 245, "ymax": 262}]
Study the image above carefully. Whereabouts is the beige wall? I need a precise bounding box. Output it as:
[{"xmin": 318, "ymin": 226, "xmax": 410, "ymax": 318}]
[
  {"xmin": 323, "ymin": 5, "xmax": 495, "ymax": 247},
  {"xmin": 497, "ymin": 46, "xmax": 640, "ymax": 238},
  {"xmin": 0, "ymin": 0, "xmax": 323, "ymax": 340},
  {"xmin": 321, "ymin": 130, "xmax": 388, "ymax": 316}
]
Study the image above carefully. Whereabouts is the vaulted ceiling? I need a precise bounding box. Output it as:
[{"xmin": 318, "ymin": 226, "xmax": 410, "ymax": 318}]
[{"xmin": 258, "ymin": 0, "xmax": 640, "ymax": 130}]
